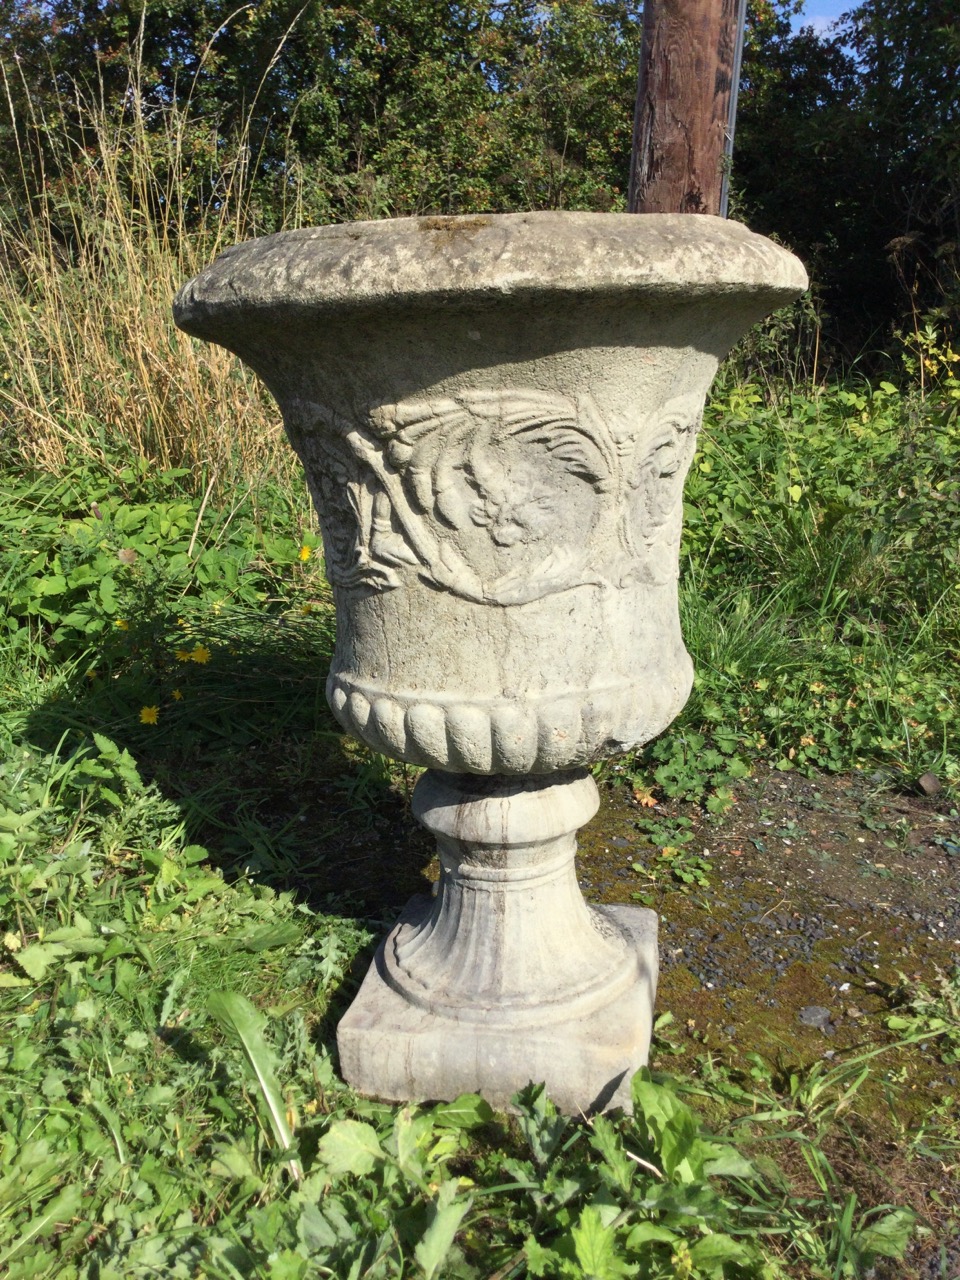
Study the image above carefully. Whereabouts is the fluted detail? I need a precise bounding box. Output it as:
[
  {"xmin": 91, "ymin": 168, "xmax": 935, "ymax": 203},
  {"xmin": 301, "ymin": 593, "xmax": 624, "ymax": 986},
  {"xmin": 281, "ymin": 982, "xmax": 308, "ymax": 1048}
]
[{"xmin": 380, "ymin": 771, "xmax": 637, "ymax": 1027}]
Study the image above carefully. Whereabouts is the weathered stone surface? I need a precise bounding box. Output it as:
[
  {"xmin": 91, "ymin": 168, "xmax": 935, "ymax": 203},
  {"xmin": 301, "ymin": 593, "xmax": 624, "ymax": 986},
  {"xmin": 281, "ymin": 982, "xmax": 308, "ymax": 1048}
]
[
  {"xmin": 339, "ymin": 901, "xmax": 658, "ymax": 1113},
  {"xmin": 175, "ymin": 213, "xmax": 807, "ymax": 775},
  {"xmin": 337, "ymin": 769, "xmax": 659, "ymax": 1112},
  {"xmin": 174, "ymin": 212, "xmax": 807, "ymax": 1111}
]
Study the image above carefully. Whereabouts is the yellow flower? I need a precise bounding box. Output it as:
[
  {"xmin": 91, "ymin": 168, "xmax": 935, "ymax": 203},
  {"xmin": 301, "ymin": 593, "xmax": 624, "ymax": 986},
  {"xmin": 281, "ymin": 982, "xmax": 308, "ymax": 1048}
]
[
  {"xmin": 139, "ymin": 706, "xmax": 159, "ymax": 725},
  {"xmin": 171, "ymin": 689, "xmax": 183, "ymax": 701},
  {"xmin": 190, "ymin": 644, "xmax": 211, "ymax": 664},
  {"xmin": 299, "ymin": 544, "xmax": 312, "ymax": 562},
  {"xmin": 175, "ymin": 648, "xmax": 192, "ymax": 662},
  {"xmin": 114, "ymin": 619, "xmax": 129, "ymax": 630}
]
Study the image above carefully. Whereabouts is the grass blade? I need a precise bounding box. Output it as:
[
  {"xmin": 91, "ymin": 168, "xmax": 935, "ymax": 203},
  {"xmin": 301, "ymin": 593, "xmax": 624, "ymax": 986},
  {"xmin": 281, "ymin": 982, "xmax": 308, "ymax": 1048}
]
[{"xmin": 207, "ymin": 990, "xmax": 303, "ymax": 1183}]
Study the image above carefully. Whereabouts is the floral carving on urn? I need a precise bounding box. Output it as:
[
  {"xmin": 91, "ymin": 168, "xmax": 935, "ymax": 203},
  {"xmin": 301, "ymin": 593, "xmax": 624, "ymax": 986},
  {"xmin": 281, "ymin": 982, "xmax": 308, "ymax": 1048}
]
[
  {"xmin": 175, "ymin": 212, "xmax": 806, "ymax": 1111},
  {"xmin": 284, "ymin": 379, "xmax": 711, "ymax": 776}
]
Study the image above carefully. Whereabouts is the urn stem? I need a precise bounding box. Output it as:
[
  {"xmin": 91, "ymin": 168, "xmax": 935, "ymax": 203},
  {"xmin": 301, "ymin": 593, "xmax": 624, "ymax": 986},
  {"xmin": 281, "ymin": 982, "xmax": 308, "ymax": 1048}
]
[{"xmin": 382, "ymin": 770, "xmax": 638, "ymax": 1023}]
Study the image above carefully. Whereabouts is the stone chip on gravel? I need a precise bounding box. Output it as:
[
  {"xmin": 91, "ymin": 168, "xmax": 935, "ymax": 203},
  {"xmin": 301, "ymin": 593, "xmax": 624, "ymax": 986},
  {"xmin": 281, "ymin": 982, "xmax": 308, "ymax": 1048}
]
[{"xmin": 798, "ymin": 1004, "xmax": 833, "ymax": 1030}]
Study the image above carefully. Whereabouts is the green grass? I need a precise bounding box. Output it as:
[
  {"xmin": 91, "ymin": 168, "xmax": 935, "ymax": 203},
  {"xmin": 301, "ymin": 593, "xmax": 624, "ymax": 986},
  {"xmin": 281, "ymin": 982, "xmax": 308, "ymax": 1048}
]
[
  {"xmin": 1, "ymin": 371, "xmax": 958, "ymax": 1277},
  {"xmin": 611, "ymin": 375, "xmax": 960, "ymax": 812}
]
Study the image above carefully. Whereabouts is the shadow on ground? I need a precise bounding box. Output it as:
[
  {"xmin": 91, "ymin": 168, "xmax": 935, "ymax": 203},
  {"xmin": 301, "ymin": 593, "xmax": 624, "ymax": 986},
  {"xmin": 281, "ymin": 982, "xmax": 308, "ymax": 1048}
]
[{"xmin": 21, "ymin": 606, "xmax": 435, "ymax": 914}]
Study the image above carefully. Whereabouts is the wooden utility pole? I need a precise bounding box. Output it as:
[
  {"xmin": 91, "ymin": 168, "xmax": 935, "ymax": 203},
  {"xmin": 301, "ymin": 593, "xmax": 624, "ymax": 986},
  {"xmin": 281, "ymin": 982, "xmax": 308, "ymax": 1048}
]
[{"xmin": 628, "ymin": 0, "xmax": 743, "ymax": 216}]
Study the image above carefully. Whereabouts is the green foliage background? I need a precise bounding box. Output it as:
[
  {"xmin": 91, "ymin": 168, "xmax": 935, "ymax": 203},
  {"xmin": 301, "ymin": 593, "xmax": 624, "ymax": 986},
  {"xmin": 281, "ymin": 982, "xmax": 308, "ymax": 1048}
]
[{"xmin": 0, "ymin": 0, "xmax": 957, "ymax": 358}]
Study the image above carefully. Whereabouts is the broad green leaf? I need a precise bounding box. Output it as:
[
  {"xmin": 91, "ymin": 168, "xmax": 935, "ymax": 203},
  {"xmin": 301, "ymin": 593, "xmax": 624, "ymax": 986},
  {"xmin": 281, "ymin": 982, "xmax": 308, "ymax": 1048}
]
[
  {"xmin": 853, "ymin": 1208, "xmax": 917, "ymax": 1261},
  {"xmin": 158, "ymin": 858, "xmax": 181, "ymax": 886},
  {"xmin": 429, "ymin": 1093, "xmax": 494, "ymax": 1130},
  {"xmin": 0, "ymin": 807, "xmax": 43, "ymax": 832},
  {"xmin": 0, "ymin": 1183, "xmax": 82, "ymax": 1264},
  {"xmin": 414, "ymin": 1181, "xmax": 472, "ymax": 1280},
  {"xmin": 181, "ymin": 874, "xmax": 225, "ymax": 902},
  {"xmin": 297, "ymin": 1201, "xmax": 338, "ymax": 1252},
  {"xmin": 15, "ymin": 943, "xmax": 69, "ymax": 981},
  {"xmin": 688, "ymin": 1233, "xmax": 753, "ymax": 1273},
  {"xmin": 142, "ymin": 1085, "xmax": 177, "ymax": 1106},
  {"xmin": 317, "ymin": 1119, "xmax": 383, "ymax": 1178},
  {"xmin": 630, "ymin": 1074, "xmax": 702, "ymax": 1182},
  {"xmin": 589, "ymin": 1115, "xmax": 634, "ymax": 1194},
  {"xmin": 41, "ymin": 1070, "xmax": 68, "ymax": 1099},
  {"xmin": 265, "ymin": 1250, "xmax": 308, "ymax": 1280},
  {"xmin": 514, "ymin": 1082, "xmax": 568, "ymax": 1165},
  {"xmin": 700, "ymin": 1141, "xmax": 757, "ymax": 1180},
  {"xmin": 159, "ymin": 969, "xmax": 190, "ymax": 1026},
  {"xmin": 7, "ymin": 1243, "xmax": 59, "ymax": 1278},
  {"xmin": 524, "ymin": 1236, "xmax": 571, "ymax": 1278},
  {"xmin": 9, "ymin": 1042, "xmax": 40, "ymax": 1073},
  {"xmin": 624, "ymin": 1221, "xmax": 679, "ymax": 1250},
  {"xmin": 207, "ymin": 990, "xmax": 302, "ymax": 1182},
  {"xmin": 45, "ymin": 920, "xmax": 97, "ymax": 943},
  {"xmin": 99, "ymin": 575, "xmax": 117, "ymax": 611},
  {"xmin": 218, "ymin": 922, "xmax": 301, "ymax": 952},
  {"xmin": 209, "ymin": 1140, "xmax": 261, "ymax": 1184},
  {"xmin": 66, "ymin": 562, "xmax": 98, "ymax": 588},
  {"xmin": 570, "ymin": 1206, "xmax": 634, "ymax": 1279},
  {"xmin": 392, "ymin": 1106, "xmax": 431, "ymax": 1183}
]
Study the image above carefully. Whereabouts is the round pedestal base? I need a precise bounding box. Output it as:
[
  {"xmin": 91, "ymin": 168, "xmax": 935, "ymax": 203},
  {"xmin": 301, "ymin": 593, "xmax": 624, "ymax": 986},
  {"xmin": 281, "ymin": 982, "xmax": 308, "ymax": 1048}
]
[{"xmin": 336, "ymin": 770, "xmax": 659, "ymax": 1112}]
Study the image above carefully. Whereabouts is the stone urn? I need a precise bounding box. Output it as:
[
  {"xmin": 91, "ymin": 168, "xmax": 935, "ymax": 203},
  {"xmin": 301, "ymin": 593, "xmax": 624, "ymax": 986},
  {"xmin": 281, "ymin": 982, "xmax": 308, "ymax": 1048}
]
[{"xmin": 174, "ymin": 212, "xmax": 806, "ymax": 1111}]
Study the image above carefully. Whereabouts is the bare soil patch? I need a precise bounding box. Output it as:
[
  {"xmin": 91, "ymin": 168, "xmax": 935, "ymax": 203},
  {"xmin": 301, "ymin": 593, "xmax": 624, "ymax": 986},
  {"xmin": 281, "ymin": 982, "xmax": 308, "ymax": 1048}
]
[{"xmin": 577, "ymin": 765, "xmax": 960, "ymax": 1279}]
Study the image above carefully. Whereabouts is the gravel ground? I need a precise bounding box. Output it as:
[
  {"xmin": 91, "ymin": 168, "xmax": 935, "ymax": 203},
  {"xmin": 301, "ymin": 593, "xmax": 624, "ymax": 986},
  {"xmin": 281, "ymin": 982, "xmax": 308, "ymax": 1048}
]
[{"xmin": 576, "ymin": 764, "xmax": 960, "ymax": 1279}]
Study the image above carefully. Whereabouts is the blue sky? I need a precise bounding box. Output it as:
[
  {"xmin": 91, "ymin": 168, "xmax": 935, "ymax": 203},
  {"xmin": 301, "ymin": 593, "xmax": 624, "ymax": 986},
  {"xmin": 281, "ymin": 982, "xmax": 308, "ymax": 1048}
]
[{"xmin": 791, "ymin": 0, "xmax": 853, "ymax": 35}]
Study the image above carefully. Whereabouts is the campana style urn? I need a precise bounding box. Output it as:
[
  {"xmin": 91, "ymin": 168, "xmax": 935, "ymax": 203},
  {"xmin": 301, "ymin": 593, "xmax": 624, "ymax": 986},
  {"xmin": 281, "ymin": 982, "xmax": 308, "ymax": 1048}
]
[{"xmin": 175, "ymin": 212, "xmax": 806, "ymax": 1111}]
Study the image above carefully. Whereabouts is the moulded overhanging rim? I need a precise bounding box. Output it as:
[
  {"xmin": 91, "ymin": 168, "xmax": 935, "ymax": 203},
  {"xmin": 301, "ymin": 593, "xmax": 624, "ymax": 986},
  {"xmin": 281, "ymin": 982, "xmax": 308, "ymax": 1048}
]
[{"xmin": 173, "ymin": 210, "xmax": 809, "ymax": 332}]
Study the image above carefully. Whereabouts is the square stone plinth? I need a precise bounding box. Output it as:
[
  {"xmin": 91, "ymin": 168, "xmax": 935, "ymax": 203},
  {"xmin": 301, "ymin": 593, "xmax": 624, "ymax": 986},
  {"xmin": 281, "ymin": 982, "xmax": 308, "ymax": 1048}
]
[{"xmin": 337, "ymin": 899, "xmax": 658, "ymax": 1114}]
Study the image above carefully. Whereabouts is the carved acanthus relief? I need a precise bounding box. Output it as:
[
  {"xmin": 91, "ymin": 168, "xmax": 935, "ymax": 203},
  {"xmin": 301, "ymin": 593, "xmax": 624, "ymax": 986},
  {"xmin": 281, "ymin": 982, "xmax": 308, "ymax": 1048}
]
[
  {"xmin": 291, "ymin": 387, "xmax": 704, "ymax": 605},
  {"xmin": 618, "ymin": 390, "xmax": 704, "ymax": 587}
]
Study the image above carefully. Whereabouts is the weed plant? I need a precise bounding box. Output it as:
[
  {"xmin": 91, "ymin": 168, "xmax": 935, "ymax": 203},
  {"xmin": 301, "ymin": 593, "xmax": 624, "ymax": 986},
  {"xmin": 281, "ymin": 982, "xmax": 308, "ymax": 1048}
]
[
  {"xmin": 0, "ymin": 714, "xmax": 930, "ymax": 1280},
  {"xmin": 620, "ymin": 372, "xmax": 960, "ymax": 812},
  {"xmin": 0, "ymin": 57, "xmax": 292, "ymax": 478}
]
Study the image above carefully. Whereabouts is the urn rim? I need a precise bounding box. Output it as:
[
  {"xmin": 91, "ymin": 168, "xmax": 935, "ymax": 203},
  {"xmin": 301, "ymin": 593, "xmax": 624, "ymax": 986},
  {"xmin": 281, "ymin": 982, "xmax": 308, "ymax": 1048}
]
[{"xmin": 174, "ymin": 210, "xmax": 807, "ymax": 337}]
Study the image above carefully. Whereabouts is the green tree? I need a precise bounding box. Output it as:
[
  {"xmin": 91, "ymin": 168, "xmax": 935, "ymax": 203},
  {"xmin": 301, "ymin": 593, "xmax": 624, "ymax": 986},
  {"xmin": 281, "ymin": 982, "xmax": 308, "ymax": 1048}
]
[
  {"xmin": 838, "ymin": 0, "xmax": 960, "ymax": 332},
  {"xmin": 734, "ymin": 0, "xmax": 960, "ymax": 357},
  {"xmin": 0, "ymin": 0, "xmax": 643, "ymax": 226}
]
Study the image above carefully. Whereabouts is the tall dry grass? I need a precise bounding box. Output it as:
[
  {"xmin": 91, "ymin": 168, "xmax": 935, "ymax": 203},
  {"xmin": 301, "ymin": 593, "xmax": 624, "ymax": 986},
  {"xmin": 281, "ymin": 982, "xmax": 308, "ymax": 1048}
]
[{"xmin": 0, "ymin": 53, "xmax": 303, "ymax": 483}]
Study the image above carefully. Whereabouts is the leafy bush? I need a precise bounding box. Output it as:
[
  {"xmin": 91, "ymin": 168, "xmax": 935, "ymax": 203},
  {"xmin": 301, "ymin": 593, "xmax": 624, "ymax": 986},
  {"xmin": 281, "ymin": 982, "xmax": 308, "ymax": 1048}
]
[{"xmin": 617, "ymin": 375, "xmax": 960, "ymax": 804}]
